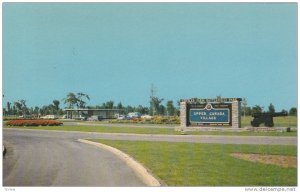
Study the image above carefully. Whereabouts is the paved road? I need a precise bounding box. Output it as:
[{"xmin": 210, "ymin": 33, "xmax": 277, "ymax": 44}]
[
  {"xmin": 3, "ymin": 128, "xmax": 297, "ymax": 186},
  {"xmin": 3, "ymin": 129, "xmax": 145, "ymax": 186}
]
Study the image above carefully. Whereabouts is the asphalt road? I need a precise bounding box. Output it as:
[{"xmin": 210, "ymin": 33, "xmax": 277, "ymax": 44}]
[
  {"xmin": 3, "ymin": 128, "xmax": 297, "ymax": 186},
  {"xmin": 3, "ymin": 129, "xmax": 145, "ymax": 186}
]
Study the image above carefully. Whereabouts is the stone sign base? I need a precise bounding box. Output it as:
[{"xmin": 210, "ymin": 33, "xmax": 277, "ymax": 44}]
[{"xmin": 176, "ymin": 126, "xmax": 292, "ymax": 132}]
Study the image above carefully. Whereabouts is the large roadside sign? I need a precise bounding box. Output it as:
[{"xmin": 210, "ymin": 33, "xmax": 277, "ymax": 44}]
[{"xmin": 188, "ymin": 103, "xmax": 232, "ymax": 126}]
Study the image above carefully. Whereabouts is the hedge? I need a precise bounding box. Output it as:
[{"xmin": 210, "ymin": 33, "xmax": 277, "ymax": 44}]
[{"xmin": 5, "ymin": 119, "xmax": 63, "ymax": 126}]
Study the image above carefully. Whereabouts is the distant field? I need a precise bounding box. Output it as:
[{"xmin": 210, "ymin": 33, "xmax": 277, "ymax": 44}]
[
  {"xmin": 89, "ymin": 139, "xmax": 297, "ymax": 186},
  {"xmin": 241, "ymin": 116, "xmax": 297, "ymax": 128}
]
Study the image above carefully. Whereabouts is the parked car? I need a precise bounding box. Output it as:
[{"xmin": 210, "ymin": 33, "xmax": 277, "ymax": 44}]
[
  {"xmin": 41, "ymin": 115, "xmax": 58, "ymax": 119},
  {"xmin": 141, "ymin": 115, "xmax": 152, "ymax": 119},
  {"xmin": 19, "ymin": 115, "xmax": 32, "ymax": 119},
  {"xmin": 117, "ymin": 115, "xmax": 129, "ymax": 120},
  {"xmin": 74, "ymin": 115, "xmax": 87, "ymax": 121},
  {"xmin": 127, "ymin": 112, "xmax": 141, "ymax": 118},
  {"xmin": 87, "ymin": 115, "xmax": 102, "ymax": 121}
]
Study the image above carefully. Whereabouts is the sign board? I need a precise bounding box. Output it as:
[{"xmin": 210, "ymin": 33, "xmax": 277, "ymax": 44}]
[{"xmin": 188, "ymin": 103, "xmax": 232, "ymax": 126}]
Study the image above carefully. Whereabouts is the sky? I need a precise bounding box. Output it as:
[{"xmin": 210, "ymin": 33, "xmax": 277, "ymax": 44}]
[{"xmin": 2, "ymin": 3, "xmax": 297, "ymax": 110}]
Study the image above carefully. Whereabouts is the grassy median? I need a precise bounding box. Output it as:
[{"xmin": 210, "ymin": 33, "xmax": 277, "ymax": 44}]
[
  {"xmin": 89, "ymin": 139, "xmax": 297, "ymax": 186},
  {"xmin": 3, "ymin": 125, "xmax": 297, "ymax": 136},
  {"xmin": 4, "ymin": 125, "xmax": 297, "ymax": 136}
]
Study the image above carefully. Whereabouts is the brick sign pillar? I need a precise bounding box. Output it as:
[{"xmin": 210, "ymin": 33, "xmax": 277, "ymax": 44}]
[
  {"xmin": 179, "ymin": 101, "xmax": 187, "ymax": 131},
  {"xmin": 231, "ymin": 100, "xmax": 241, "ymax": 128}
]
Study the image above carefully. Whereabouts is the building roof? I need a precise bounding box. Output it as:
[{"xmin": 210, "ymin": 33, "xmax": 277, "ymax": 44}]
[{"xmin": 64, "ymin": 108, "xmax": 124, "ymax": 111}]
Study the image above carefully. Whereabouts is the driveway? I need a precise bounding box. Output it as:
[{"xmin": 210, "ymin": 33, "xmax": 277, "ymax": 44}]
[{"xmin": 3, "ymin": 129, "xmax": 145, "ymax": 186}]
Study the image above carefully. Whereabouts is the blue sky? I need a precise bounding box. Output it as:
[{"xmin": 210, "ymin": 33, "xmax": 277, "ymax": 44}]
[{"xmin": 3, "ymin": 3, "xmax": 297, "ymax": 110}]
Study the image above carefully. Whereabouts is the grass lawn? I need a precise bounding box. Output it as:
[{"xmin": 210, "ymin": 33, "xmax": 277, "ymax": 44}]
[
  {"xmin": 89, "ymin": 139, "xmax": 297, "ymax": 186},
  {"xmin": 3, "ymin": 125, "xmax": 297, "ymax": 136}
]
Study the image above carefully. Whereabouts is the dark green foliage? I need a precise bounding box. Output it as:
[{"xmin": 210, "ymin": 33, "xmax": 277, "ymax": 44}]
[
  {"xmin": 251, "ymin": 105, "xmax": 263, "ymax": 115},
  {"xmin": 268, "ymin": 103, "xmax": 275, "ymax": 114},
  {"xmin": 166, "ymin": 100, "xmax": 176, "ymax": 116},
  {"xmin": 289, "ymin": 107, "xmax": 297, "ymax": 116}
]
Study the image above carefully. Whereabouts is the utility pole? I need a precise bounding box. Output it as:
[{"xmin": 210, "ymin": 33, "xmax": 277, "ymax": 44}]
[
  {"xmin": 242, "ymin": 97, "xmax": 247, "ymax": 118},
  {"xmin": 150, "ymin": 84, "xmax": 156, "ymax": 116}
]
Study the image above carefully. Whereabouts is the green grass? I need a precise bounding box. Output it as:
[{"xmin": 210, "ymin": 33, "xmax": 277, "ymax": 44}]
[
  {"xmin": 3, "ymin": 125, "xmax": 297, "ymax": 136},
  {"xmin": 3, "ymin": 125, "xmax": 175, "ymax": 135},
  {"xmin": 89, "ymin": 139, "xmax": 297, "ymax": 186}
]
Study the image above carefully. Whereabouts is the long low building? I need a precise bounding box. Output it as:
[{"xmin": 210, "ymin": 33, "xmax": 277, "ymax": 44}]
[{"xmin": 64, "ymin": 108, "xmax": 124, "ymax": 119}]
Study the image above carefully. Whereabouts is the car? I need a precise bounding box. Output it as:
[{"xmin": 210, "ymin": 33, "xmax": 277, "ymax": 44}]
[
  {"xmin": 18, "ymin": 115, "xmax": 32, "ymax": 119},
  {"xmin": 117, "ymin": 115, "xmax": 127, "ymax": 120},
  {"xmin": 41, "ymin": 115, "xmax": 58, "ymax": 119},
  {"xmin": 141, "ymin": 115, "xmax": 152, "ymax": 119},
  {"xmin": 87, "ymin": 115, "xmax": 102, "ymax": 121},
  {"xmin": 127, "ymin": 112, "xmax": 141, "ymax": 118},
  {"xmin": 74, "ymin": 115, "xmax": 87, "ymax": 120}
]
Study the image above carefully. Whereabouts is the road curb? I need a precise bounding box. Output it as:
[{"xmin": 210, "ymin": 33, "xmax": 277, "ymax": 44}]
[
  {"xmin": 78, "ymin": 139, "xmax": 162, "ymax": 187},
  {"xmin": 3, "ymin": 145, "xmax": 6, "ymax": 156}
]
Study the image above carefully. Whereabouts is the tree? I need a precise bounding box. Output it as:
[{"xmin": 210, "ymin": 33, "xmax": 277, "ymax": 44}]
[
  {"xmin": 289, "ymin": 107, "xmax": 297, "ymax": 116},
  {"xmin": 6, "ymin": 102, "xmax": 11, "ymax": 115},
  {"xmin": 158, "ymin": 104, "xmax": 166, "ymax": 115},
  {"xmin": 77, "ymin": 92, "xmax": 90, "ymax": 108},
  {"xmin": 244, "ymin": 107, "xmax": 252, "ymax": 116},
  {"xmin": 33, "ymin": 106, "xmax": 40, "ymax": 117},
  {"xmin": 117, "ymin": 102, "xmax": 123, "ymax": 108},
  {"xmin": 252, "ymin": 105, "xmax": 263, "ymax": 114},
  {"xmin": 150, "ymin": 96, "xmax": 164, "ymax": 115},
  {"xmin": 63, "ymin": 92, "xmax": 90, "ymax": 109},
  {"xmin": 100, "ymin": 101, "xmax": 114, "ymax": 109},
  {"xmin": 135, "ymin": 105, "xmax": 148, "ymax": 114},
  {"xmin": 19, "ymin": 100, "xmax": 27, "ymax": 116},
  {"xmin": 105, "ymin": 101, "xmax": 114, "ymax": 109},
  {"xmin": 166, "ymin": 100, "xmax": 176, "ymax": 116},
  {"xmin": 241, "ymin": 98, "xmax": 248, "ymax": 118},
  {"xmin": 149, "ymin": 84, "xmax": 164, "ymax": 115},
  {"xmin": 216, "ymin": 94, "xmax": 222, "ymax": 100},
  {"xmin": 13, "ymin": 100, "xmax": 27, "ymax": 116},
  {"xmin": 124, "ymin": 105, "xmax": 134, "ymax": 114},
  {"xmin": 268, "ymin": 103, "xmax": 275, "ymax": 114},
  {"xmin": 53, "ymin": 100, "xmax": 60, "ymax": 115},
  {"xmin": 63, "ymin": 92, "xmax": 78, "ymax": 109}
]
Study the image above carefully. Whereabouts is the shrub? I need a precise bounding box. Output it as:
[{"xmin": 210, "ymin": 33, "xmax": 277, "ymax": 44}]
[
  {"xmin": 5, "ymin": 120, "xmax": 63, "ymax": 127},
  {"xmin": 109, "ymin": 116, "xmax": 180, "ymax": 125}
]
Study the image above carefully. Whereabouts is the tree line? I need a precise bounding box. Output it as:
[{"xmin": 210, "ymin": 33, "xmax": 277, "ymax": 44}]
[
  {"xmin": 3, "ymin": 93, "xmax": 297, "ymax": 117},
  {"xmin": 241, "ymin": 99, "xmax": 297, "ymax": 117}
]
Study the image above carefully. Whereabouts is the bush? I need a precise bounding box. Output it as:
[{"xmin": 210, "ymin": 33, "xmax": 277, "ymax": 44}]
[
  {"xmin": 109, "ymin": 116, "xmax": 180, "ymax": 125},
  {"xmin": 5, "ymin": 120, "xmax": 63, "ymax": 126}
]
